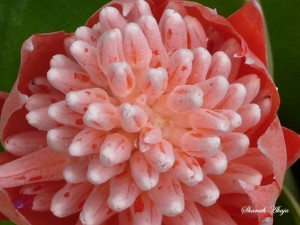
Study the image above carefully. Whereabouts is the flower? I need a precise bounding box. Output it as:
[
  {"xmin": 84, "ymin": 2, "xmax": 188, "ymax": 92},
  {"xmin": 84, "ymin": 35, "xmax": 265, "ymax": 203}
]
[{"xmin": 0, "ymin": 0, "xmax": 300, "ymax": 224}]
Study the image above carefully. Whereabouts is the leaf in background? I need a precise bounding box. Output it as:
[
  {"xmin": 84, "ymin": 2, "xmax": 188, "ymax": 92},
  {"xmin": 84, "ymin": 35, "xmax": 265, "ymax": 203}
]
[
  {"xmin": 274, "ymin": 186, "xmax": 300, "ymax": 225},
  {"xmin": 0, "ymin": 221, "xmax": 15, "ymax": 225}
]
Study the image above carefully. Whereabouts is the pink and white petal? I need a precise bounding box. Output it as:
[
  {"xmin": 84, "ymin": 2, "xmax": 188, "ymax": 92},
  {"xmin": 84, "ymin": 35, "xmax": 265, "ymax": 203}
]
[
  {"xmin": 182, "ymin": 176, "xmax": 219, "ymax": 207},
  {"xmin": 108, "ymin": 170, "xmax": 141, "ymax": 212},
  {"xmin": 80, "ymin": 184, "xmax": 116, "ymax": 225},
  {"xmin": 148, "ymin": 174, "xmax": 185, "ymax": 216},
  {"xmin": 0, "ymin": 147, "xmax": 68, "ymax": 188},
  {"xmin": 4, "ymin": 131, "xmax": 47, "ymax": 156},
  {"xmin": 51, "ymin": 182, "xmax": 93, "ymax": 218},
  {"xmin": 130, "ymin": 194, "xmax": 162, "ymax": 225}
]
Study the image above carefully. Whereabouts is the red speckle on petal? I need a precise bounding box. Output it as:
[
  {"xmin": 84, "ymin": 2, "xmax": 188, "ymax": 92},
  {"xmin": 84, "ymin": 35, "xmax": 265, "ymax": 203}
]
[
  {"xmin": 64, "ymin": 192, "xmax": 70, "ymax": 198},
  {"xmin": 18, "ymin": 175, "xmax": 27, "ymax": 180},
  {"xmin": 167, "ymin": 29, "xmax": 173, "ymax": 39},
  {"xmin": 134, "ymin": 196, "xmax": 145, "ymax": 213},
  {"xmin": 181, "ymin": 66, "xmax": 187, "ymax": 71},
  {"xmin": 92, "ymin": 144, "xmax": 98, "ymax": 150},
  {"xmin": 153, "ymin": 49, "xmax": 159, "ymax": 56},
  {"xmin": 33, "ymin": 185, "xmax": 42, "ymax": 192},
  {"xmin": 107, "ymin": 208, "xmax": 114, "ymax": 216},
  {"xmin": 29, "ymin": 175, "xmax": 44, "ymax": 182},
  {"xmin": 76, "ymin": 119, "xmax": 84, "ymax": 125},
  {"xmin": 74, "ymin": 72, "xmax": 90, "ymax": 83},
  {"xmin": 78, "ymin": 200, "xmax": 85, "ymax": 209},
  {"xmin": 84, "ymin": 48, "xmax": 88, "ymax": 52}
]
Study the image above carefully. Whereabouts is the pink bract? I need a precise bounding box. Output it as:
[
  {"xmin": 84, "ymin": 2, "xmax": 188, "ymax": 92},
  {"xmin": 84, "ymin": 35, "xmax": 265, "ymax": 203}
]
[{"xmin": 0, "ymin": 0, "xmax": 300, "ymax": 225}]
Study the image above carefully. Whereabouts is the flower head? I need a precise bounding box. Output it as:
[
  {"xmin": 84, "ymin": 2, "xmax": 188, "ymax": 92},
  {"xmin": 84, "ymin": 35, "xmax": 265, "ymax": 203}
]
[{"xmin": 0, "ymin": 0, "xmax": 300, "ymax": 225}]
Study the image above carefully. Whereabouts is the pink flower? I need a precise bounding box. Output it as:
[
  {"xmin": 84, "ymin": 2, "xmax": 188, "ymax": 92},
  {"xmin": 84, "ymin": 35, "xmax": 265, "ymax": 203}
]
[{"xmin": 0, "ymin": 0, "xmax": 300, "ymax": 224}]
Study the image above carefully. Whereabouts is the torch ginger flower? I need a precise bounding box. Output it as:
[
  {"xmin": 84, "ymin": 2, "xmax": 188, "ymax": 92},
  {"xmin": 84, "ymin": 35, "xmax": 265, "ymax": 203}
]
[{"xmin": 0, "ymin": 0, "xmax": 300, "ymax": 224}]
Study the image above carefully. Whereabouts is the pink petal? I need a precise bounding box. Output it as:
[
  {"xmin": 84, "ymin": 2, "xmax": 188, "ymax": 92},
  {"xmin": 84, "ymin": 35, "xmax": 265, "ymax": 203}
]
[
  {"xmin": 4, "ymin": 131, "xmax": 47, "ymax": 156},
  {"xmin": 97, "ymin": 28, "xmax": 125, "ymax": 72},
  {"xmin": 75, "ymin": 26, "xmax": 98, "ymax": 45},
  {"xmin": 163, "ymin": 201, "xmax": 203, "ymax": 225},
  {"xmin": 130, "ymin": 151, "xmax": 159, "ymax": 190},
  {"xmin": 80, "ymin": 183, "xmax": 116, "ymax": 225},
  {"xmin": 47, "ymin": 126, "xmax": 80, "ymax": 152},
  {"xmin": 130, "ymin": 194, "xmax": 162, "ymax": 225},
  {"xmin": 68, "ymin": 127, "xmax": 106, "ymax": 157},
  {"xmin": 171, "ymin": 150, "xmax": 203, "ymax": 186},
  {"xmin": 159, "ymin": 9, "xmax": 187, "ymax": 54},
  {"xmin": 166, "ymin": 49, "xmax": 193, "ymax": 92},
  {"xmin": 83, "ymin": 102, "xmax": 120, "ymax": 131},
  {"xmin": 283, "ymin": 127, "xmax": 300, "ymax": 168},
  {"xmin": 144, "ymin": 139, "xmax": 175, "ymax": 172},
  {"xmin": 63, "ymin": 157, "xmax": 90, "ymax": 184},
  {"xmin": 99, "ymin": 6, "xmax": 127, "ymax": 32},
  {"xmin": 148, "ymin": 174, "xmax": 185, "ymax": 216},
  {"xmin": 187, "ymin": 47, "xmax": 211, "ymax": 84},
  {"xmin": 87, "ymin": 157, "xmax": 126, "ymax": 185},
  {"xmin": 257, "ymin": 116, "xmax": 287, "ymax": 187},
  {"xmin": 123, "ymin": 22, "xmax": 152, "ymax": 70},
  {"xmin": 108, "ymin": 170, "xmax": 141, "ymax": 212},
  {"xmin": 196, "ymin": 76, "xmax": 229, "ymax": 109},
  {"xmin": 51, "ymin": 182, "xmax": 93, "ymax": 218},
  {"xmin": 65, "ymin": 88, "xmax": 109, "ymax": 114},
  {"xmin": 137, "ymin": 15, "xmax": 169, "ymax": 68},
  {"xmin": 228, "ymin": 0, "xmax": 268, "ymax": 66},
  {"xmin": 207, "ymin": 51, "xmax": 231, "ymax": 79},
  {"xmin": 100, "ymin": 133, "xmax": 133, "ymax": 166},
  {"xmin": 182, "ymin": 176, "xmax": 219, "ymax": 207},
  {"xmin": 0, "ymin": 147, "xmax": 68, "ymax": 188}
]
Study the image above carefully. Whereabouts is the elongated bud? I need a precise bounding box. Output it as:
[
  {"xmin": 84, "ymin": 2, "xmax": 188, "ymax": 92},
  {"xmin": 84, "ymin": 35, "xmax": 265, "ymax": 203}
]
[
  {"xmin": 4, "ymin": 131, "xmax": 47, "ymax": 156},
  {"xmin": 108, "ymin": 170, "xmax": 141, "ymax": 211},
  {"xmin": 149, "ymin": 174, "xmax": 185, "ymax": 216},
  {"xmin": 167, "ymin": 85, "xmax": 203, "ymax": 113},
  {"xmin": 83, "ymin": 102, "xmax": 119, "ymax": 131},
  {"xmin": 119, "ymin": 103, "xmax": 148, "ymax": 133},
  {"xmin": 66, "ymin": 88, "xmax": 109, "ymax": 113},
  {"xmin": 130, "ymin": 151, "xmax": 159, "ymax": 190},
  {"xmin": 145, "ymin": 140, "xmax": 175, "ymax": 172},
  {"xmin": 100, "ymin": 133, "xmax": 133, "ymax": 166},
  {"xmin": 106, "ymin": 62, "xmax": 136, "ymax": 97},
  {"xmin": 97, "ymin": 29, "xmax": 125, "ymax": 72}
]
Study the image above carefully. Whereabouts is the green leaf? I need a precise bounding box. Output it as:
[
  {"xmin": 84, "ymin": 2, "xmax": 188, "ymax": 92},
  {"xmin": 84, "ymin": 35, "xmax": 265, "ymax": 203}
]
[
  {"xmin": 260, "ymin": 0, "xmax": 300, "ymax": 135},
  {"xmin": 274, "ymin": 186, "xmax": 300, "ymax": 225},
  {"xmin": 0, "ymin": 0, "xmax": 109, "ymax": 92},
  {"xmin": 0, "ymin": 221, "xmax": 15, "ymax": 225}
]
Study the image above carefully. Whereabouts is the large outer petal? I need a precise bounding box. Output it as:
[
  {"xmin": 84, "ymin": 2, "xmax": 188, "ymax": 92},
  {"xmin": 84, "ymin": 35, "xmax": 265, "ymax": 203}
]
[
  {"xmin": 0, "ymin": 92, "xmax": 8, "ymax": 114},
  {"xmin": 0, "ymin": 32, "xmax": 69, "ymax": 143},
  {"xmin": 228, "ymin": 0, "xmax": 268, "ymax": 66},
  {"xmin": 282, "ymin": 127, "xmax": 300, "ymax": 168},
  {"xmin": 240, "ymin": 116, "xmax": 286, "ymax": 224}
]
